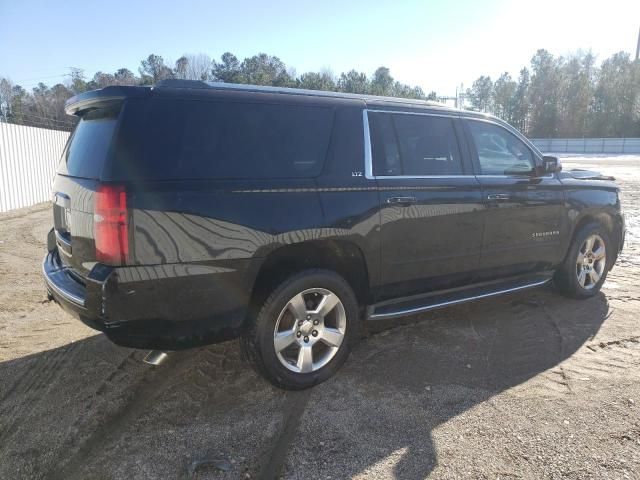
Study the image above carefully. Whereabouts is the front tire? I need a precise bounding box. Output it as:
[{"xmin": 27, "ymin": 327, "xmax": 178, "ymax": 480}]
[
  {"xmin": 555, "ymin": 222, "xmax": 611, "ymax": 299},
  {"xmin": 241, "ymin": 269, "xmax": 359, "ymax": 390}
]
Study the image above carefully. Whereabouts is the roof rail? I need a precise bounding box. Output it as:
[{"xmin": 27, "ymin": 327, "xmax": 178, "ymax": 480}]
[
  {"xmin": 153, "ymin": 79, "xmax": 448, "ymax": 108},
  {"xmin": 155, "ymin": 79, "xmax": 210, "ymax": 89}
]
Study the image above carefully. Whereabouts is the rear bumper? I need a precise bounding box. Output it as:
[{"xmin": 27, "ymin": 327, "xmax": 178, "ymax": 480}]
[
  {"xmin": 43, "ymin": 249, "xmax": 253, "ymax": 349},
  {"xmin": 43, "ymin": 250, "xmax": 105, "ymax": 332}
]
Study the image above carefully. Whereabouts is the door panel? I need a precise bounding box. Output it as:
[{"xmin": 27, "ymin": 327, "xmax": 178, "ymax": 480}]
[
  {"xmin": 463, "ymin": 119, "xmax": 566, "ymax": 277},
  {"xmin": 377, "ymin": 177, "xmax": 484, "ymax": 299},
  {"xmin": 367, "ymin": 110, "xmax": 484, "ymax": 300},
  {"xmin": 477, "ymin": 175, "xmax": 565, "ymax": 275}
]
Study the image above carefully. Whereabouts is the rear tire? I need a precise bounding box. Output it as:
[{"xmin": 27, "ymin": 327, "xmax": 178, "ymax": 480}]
[
  {"xmin": 554, "ymin": 222, "xmax": 611, "ymax": 299},
  {"xmin": 241, "ymin": 269, "xmax": 359, "ymax": 390}
]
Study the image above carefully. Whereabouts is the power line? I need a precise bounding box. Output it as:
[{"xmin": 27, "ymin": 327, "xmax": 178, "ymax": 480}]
[{"xmin": 10, "ymin": 74, "xmax": 68, "ymax": 84}]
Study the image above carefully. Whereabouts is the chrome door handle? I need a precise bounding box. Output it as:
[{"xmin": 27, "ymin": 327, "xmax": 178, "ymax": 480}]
[
  {"xmin": 487, "ymin": 193, "xmax": 511, "ymax": 201},
  {"xmin": 386, "ymin": 196, "xmax": 417, "ymax": 205}
]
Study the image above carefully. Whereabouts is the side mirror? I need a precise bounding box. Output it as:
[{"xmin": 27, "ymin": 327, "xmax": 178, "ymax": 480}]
[{"xmin": 542, "ymin": 155, "xmax": 562, "ymax": 174}]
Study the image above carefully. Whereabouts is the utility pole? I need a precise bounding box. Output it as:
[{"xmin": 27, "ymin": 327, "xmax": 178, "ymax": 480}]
[{"xmin": 636, "ymin": 27, "xmax": 640, "ymax": 61}]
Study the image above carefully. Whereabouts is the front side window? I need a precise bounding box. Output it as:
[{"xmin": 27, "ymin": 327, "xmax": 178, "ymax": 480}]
[
  {"xmin": 467, "ymin": 120, "xmax": 534, "ymax": 175},
  {"xmin": 369, "ymin": 111, "xmax": 463, "ymax": 176}
]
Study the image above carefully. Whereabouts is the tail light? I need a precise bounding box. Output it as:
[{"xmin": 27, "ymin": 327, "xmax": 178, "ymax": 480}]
[{"xmin": 94, "ymin": 184, "xmax": 129, "ymax": 265}]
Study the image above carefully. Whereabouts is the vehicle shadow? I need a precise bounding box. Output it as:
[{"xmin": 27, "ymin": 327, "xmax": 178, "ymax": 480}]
[
  {"xmin": 284, "ymin": 285, "xmax": 610, "ymax": 478},
  {"xmin": 0, "ymin": 286, "xmax": 609, "ymax": 479}
]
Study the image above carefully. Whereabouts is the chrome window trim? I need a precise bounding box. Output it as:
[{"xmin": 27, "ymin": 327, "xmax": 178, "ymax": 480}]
[
  {"xmin": 363, "ymin": 109, "xmax": 374, "ymax": 179},
  {"xmin": 475, "ymin": 174, "xmax": 555, "ymax": 179},
  {"xmin": 374, "ymin": 175, "xmax": 478, "ymax": 180},
  {"xmin": 366, "ymin": 108, "xmax": 459, "ymax": 119}
]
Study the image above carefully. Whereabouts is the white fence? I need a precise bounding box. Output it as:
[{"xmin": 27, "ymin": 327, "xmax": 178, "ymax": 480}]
[
  {"xmin": 0, "ymin": 122, "xmax": 70, "ymax": 212},
  {"xmin": 531, "ymin": 138, "xmax": 640, "ymax": 154}
]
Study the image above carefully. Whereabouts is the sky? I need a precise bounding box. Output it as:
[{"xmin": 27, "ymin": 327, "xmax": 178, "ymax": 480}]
[{"xmin": 1, "ymin": 0, "xmax": 639, "ymax": 95}]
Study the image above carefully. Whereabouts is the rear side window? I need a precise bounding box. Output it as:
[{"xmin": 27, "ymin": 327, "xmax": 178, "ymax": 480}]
[
  {"xmin": 369, "ymin": 112, "xmax": 463, "ymax": 176},
  {"xmin": 58, "ymin": 107, "xmax": 120, "ymax": 179},
  {"xmin": 369, "ymin": 112, "xmax": 402, "ymax": 176},
  {"xmin": 120, "ymin": 99, "xmax": 334, "ymax": 180}
]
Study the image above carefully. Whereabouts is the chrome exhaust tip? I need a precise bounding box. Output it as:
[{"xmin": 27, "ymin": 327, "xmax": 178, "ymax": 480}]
[{"xmin": 143, "ymin": 350, "xmax": 169, "ymax": 366}]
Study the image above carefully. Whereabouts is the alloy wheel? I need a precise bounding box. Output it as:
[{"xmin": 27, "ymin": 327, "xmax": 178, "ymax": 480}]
[
  {"xmin": 576, "ymin": 234, "xmax": 606, "ymax": 290},
  {"xmin": 273, "ymin": 288, "xmax": 347, "ymax": 373}
]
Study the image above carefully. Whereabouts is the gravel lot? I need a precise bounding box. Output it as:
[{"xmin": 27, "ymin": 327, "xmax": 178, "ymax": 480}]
[{"xmin": 1, "ymin": 155, "xmax": 639, "ymax": 480}]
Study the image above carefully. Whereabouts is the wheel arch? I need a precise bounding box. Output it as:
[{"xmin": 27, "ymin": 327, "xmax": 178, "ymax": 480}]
[
  {"xmin": 565, "ymin": 211, "xmax": 620, "ymax": 264},
  {"xmin": 246, "ymin": 239, "xmax": 371, "ymax": 324}
]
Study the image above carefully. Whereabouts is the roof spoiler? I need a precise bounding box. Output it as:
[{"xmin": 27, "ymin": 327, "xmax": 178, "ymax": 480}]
[{"xmin": 65, "ymin": 86, "xmax": 150, "ymax": 116}]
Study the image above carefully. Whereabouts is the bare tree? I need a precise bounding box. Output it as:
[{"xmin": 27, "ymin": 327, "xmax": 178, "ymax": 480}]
[
  {"xmin": 175, "ymin": 54, "xmax": 212, "ymax": 80},
  {"xmin": 0, "ymin": 78, "xmax": 13, "ymax": 119},
  {"xmin": 186, "ymin": 54, "xmax": 212, "ymax": 81}
]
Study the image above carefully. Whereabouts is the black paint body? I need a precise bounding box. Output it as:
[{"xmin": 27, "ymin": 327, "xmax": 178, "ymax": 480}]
[{"xmin": 43, "ymin": 82, "xmax": 625, "ymax": 349}]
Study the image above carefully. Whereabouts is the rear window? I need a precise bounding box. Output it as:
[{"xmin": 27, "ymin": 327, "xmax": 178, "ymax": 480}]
[
  {"xmin": 58, "ymin": 107, "xmax": 119, "ymax": 178},
  {"xmin": 113, "ymin": 99, "xmax": 334, "ymax": 180}
]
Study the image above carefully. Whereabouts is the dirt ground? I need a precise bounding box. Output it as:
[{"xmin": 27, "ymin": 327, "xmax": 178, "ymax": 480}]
[{"xmin": 1, "ymin": 155, "xmax": 639, "ymax": 480}]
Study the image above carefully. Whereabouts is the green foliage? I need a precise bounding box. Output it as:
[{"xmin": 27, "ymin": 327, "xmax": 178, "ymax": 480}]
[
  {"xmin": 466, "ymin": 76, "xmax": 493, "ymax": 112},
  {"xmin": 139, "ymin": 54, "xmax": 173, "ymax": 83},
  {"xmin": 370, "ymin": 67, "xmax": 394, "ymax": 96},
  {"xmin": 493, "ymin": 73, "xmax": 516, "ymax": 123},
  {"xmin": 238, "ymin": 53, "xmax": 293, "ymax": 87},
  {"xmin": 511, "ymin": 68, "xmax": 530, "ymax": 133},
  {"xmin": 297, "ymin": 70, "xmax": 336, "ymax": 91},
  {"xmin": 337, "ymin": 70, "xmax": 370, "ymax": 94},
  {"xmin": 2, "ymin": 49, "xmax": 639, "ymax": 137},
  {"xmin": 212, "ymin": 52, "xmax": 242, "ymax": 83},
  {"xmin": 591, "ymin": 52, "xmax": 640, "ymax": 137},
  {"xmin": 0, "ymin": 51, "xmax": 432, "ymax": 131},
  {"xmin": 466, "ymin": 50, "xmax": 640, "ymax": 138}
]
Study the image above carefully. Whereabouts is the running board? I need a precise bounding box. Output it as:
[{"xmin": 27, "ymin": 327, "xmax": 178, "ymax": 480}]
[{"xmin": 366, "ymin": 274, "xmax": 553, "ymax": 321}]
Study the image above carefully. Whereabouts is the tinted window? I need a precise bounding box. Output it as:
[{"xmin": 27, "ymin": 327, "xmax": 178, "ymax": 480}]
[
  {"xmin": 467, "ymin": 120, "xmax": 534, "ymax": 175},
  {"xmin": 369, "ymin": 112, "xmax": 462, "ymax": 176},
  {"xmin": 369, "ymin": 112, "xmax": 401, "ymax": 175},
  {"xmin": 59, "ymin": 107, "xmax": 119, "ymax": 179},
  {"xmin": 394, "ymin": 114, "xmax": 462, "ymax": 176},
  {"xmin": 120, "ymin": 99, "xmax": 334, "ymax": 180}
]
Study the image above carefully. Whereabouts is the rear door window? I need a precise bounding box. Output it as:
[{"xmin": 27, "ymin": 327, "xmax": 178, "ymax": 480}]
[
  {"xmin": 121, "ymin": 99, "xmax": 334, "ymax": 180},
  {"xmin": 369, "ymin": 112, "xmax": 402, "ymax": 176},
  {"xmin": 369, "ymin": 111, "xmax": 463, "ymax": 176},
  {"xmin": 58, "ymin": 107, "xmax": 120, "ymax": 179}
]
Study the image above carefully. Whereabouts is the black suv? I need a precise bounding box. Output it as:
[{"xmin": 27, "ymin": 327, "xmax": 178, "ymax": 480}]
[{"xmin": 44, "ymin": 80, "xmax": 625, "ymax": 389}]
